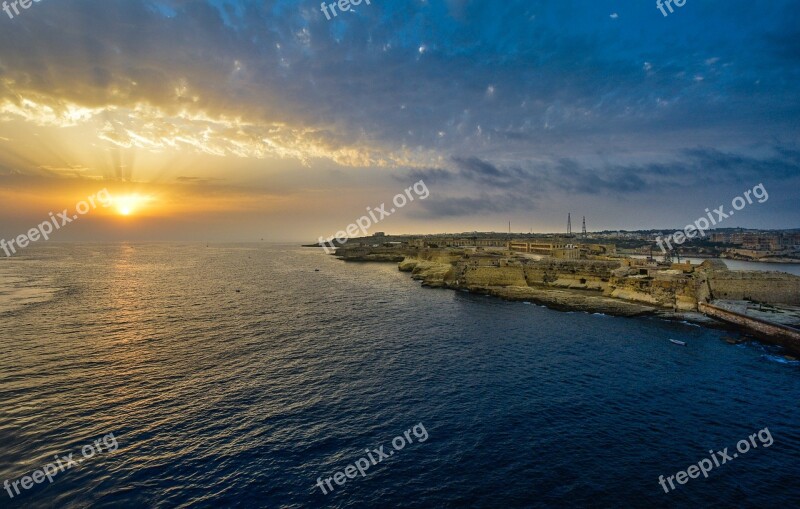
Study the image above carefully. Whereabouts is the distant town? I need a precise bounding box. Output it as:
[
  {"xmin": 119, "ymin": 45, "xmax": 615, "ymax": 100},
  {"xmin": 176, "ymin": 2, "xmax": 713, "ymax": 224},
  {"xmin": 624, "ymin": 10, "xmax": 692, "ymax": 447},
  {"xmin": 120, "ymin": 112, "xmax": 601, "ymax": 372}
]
[{"xmin": 322, "ymin": 227, "xmax": 800, "ymax": 264}]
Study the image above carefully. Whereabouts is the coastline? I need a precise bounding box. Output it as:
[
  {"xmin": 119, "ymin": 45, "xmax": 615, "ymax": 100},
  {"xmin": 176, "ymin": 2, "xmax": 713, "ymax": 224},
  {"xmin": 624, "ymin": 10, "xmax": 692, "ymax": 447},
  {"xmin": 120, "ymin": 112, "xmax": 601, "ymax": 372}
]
[
  {"xmin": 330, "ymin": 245, "xmax": 800, "ymax": 356},
  {"xmin": 721, "ymin": 255, "xmax": 800, "ymax": 264},
  {"xmin": 332, "ymin": 247, "xmax": 717, "ymax": 322}
]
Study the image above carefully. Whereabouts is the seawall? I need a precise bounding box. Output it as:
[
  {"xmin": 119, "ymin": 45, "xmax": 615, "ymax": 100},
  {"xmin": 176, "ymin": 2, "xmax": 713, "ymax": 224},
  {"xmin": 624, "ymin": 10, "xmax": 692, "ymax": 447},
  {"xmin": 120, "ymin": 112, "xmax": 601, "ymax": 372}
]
[{"xmin": 698, "ymin": 302, "xmax": 800, "ymax": 356}]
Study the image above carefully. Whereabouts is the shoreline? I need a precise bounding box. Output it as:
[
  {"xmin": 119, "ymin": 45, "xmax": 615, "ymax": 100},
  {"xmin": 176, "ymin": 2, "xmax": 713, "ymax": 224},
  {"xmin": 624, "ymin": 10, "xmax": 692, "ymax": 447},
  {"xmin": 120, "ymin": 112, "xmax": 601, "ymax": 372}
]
[
  {"xmin": 331, "ymin": 247, "xmax": 800, "ymax": 356},
  {"xmin": 426, "ymin": 281, "xmax": 797, "ymax": 349},
  {"xmin": 335, "ymin": 251, "xmax": 721, "ymax": 324}
]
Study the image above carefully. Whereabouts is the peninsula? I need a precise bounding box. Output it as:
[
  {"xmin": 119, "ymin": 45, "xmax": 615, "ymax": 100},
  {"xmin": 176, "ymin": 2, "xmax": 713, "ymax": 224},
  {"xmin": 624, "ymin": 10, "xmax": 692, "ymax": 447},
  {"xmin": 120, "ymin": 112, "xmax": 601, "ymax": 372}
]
[{"xmin": 317, "ymin": 233, "xmax": 800, "ymax": 356}]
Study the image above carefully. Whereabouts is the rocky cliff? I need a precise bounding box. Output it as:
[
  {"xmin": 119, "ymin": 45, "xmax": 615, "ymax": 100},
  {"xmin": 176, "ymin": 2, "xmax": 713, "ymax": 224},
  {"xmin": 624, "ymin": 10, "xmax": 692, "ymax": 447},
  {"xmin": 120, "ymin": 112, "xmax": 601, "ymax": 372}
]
[
  {"xmin": 335, "ymin": 244, "xmax": 800, "ymax": 323},
  {"xmin": 394, "ymin": 251, "xmax": 665, "ymax": 316},
  {"xmin": 335, "ymin": 246, "xmax": 413, "ymax": 262}
]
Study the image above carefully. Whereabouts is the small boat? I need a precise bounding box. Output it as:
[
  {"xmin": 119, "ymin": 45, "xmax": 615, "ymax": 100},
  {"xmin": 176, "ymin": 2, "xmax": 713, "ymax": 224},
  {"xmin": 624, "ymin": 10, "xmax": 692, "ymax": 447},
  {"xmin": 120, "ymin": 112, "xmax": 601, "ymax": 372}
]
[{"xmin": 669, "ymin": 339, "xmax": 687, "ymax": 346}]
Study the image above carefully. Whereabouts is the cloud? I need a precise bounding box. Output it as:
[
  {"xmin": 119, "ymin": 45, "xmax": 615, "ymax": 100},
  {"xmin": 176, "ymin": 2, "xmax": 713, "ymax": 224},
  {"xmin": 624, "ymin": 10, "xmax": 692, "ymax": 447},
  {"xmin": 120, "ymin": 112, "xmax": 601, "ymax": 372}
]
[
  {"xmin": 406, "ymin": 146, "xmax": 800, "ymax": 218},
  {"xmin": 0, "ymin": 0, "xmax": 797, "ymax": 174},
  {"xmin": 39, "ymin": 164, "xmax": 92, "ymax": 178},
  {"xmin": 175, "ymin": 176, "xmax": 224, "ymax": 184},
  {"xmin": 0, "ymin": 0, "xmax": 797, "ymax": 234}
]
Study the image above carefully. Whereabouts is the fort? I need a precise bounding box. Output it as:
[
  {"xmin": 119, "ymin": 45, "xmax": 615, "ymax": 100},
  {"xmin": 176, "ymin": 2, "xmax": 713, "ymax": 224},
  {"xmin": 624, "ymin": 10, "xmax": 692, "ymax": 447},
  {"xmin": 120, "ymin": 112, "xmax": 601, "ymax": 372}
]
[{"xmin": 329, "ymin": 235, "xmax": 800, "ymax": 355}]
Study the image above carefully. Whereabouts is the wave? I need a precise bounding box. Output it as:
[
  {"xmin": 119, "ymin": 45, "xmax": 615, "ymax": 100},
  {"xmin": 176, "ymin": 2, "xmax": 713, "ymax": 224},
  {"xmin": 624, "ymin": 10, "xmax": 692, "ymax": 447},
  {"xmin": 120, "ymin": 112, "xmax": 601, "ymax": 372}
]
[{"xmin": 0, "ymin": 263, "xmax": 61, "ymax": 315}]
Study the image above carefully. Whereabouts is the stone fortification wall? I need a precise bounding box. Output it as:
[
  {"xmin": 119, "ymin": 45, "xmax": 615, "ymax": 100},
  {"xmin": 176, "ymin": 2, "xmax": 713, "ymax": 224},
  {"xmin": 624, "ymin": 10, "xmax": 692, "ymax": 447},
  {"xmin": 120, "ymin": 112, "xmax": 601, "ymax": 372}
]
[
  {"xmin": 707, "ymin": 272, "xmax": 800, "ymax": 305},
  {"xmin": 699, "ymin": 302, "xmax": 800, "ymax": 355}
]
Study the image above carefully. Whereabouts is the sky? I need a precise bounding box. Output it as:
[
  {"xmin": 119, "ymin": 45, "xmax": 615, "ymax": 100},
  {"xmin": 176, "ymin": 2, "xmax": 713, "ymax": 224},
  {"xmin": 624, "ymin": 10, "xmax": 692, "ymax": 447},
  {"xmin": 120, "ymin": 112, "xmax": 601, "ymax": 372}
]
[{"xmin": 0, "ymin": 0, "xmax": 798, "ymax": 242}]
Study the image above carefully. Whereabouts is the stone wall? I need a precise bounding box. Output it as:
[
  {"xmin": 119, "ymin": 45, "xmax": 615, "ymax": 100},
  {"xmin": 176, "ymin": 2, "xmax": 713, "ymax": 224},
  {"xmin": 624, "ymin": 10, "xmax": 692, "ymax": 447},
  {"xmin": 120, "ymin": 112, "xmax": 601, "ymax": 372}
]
[
  {"xmin": 461, "ymin": 265, "xmax": 528, "ymax": 287},
  {"xmin": 699, "ymin": 302, "xmax": 800, "ymax": 355},
  {"xmin": 523, "ymin": 260, "xmax": 619, "ymax": 290},
  {"xmin": 707, "ymin": 272, "xmax": 800, "ymax": 305}
]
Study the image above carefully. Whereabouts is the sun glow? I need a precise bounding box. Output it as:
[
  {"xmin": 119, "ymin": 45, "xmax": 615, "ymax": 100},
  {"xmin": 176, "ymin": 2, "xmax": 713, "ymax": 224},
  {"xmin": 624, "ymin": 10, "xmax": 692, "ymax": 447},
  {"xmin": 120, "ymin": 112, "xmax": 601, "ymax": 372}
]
[{"xmin": 112, "ymin": 194, "xmax": 153, "ymax": 216}]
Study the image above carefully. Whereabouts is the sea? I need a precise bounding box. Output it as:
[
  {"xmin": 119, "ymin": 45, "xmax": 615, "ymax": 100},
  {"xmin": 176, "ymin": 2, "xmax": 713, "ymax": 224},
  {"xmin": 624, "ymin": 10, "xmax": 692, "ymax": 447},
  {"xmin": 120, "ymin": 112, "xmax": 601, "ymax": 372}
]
[{"xmin": 0, "ymin": 243, "xmax": 798, "ymax": 508}]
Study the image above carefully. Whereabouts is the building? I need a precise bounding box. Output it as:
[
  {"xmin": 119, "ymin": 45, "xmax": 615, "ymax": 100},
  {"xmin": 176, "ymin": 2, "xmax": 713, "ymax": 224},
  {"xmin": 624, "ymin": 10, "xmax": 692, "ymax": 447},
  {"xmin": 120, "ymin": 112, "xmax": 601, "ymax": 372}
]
[
  {"xmin": 414, "ymin": 236, "xmax": 508, "ymax": 249},
  {"xmin": 508, "ymin": 239, "xmax": 616, "ymax": 259}
]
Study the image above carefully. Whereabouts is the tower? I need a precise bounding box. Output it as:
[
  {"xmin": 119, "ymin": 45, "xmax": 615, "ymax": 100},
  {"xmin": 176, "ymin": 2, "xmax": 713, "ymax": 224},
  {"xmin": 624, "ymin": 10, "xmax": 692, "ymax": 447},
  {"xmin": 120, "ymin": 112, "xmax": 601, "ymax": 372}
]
[
  {"xmin": 567, "ymin": 213, "xmax": 572, "ymax": 237},
  {"xmin": 582, "ymin": 216, "xmax": 587, "ymax": 238}
]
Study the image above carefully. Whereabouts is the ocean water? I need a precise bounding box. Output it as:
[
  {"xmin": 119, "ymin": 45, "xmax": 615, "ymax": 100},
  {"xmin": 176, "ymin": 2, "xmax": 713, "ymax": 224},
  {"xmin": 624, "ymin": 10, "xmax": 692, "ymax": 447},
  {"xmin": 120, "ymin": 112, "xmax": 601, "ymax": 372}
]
[{"xmin": 0, "ymin": 243, "xmax": 798, "ymax": 508}]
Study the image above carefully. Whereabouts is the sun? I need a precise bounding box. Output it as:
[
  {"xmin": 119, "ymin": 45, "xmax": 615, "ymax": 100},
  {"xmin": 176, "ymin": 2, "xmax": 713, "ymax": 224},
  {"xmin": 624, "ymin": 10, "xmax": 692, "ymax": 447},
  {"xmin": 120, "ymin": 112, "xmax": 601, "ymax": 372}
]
[{"xmin": 112, "ymin": 194, "xmax": 152, "ymax": 216}]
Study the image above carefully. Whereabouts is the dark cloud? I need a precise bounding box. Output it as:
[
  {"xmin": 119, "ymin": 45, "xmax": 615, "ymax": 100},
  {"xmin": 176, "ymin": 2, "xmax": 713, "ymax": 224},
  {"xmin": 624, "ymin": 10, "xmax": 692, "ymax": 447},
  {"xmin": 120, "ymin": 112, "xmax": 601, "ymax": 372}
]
[{"xmin": 408, "ymin": 146, "xmax": 800, "ymax": 218}]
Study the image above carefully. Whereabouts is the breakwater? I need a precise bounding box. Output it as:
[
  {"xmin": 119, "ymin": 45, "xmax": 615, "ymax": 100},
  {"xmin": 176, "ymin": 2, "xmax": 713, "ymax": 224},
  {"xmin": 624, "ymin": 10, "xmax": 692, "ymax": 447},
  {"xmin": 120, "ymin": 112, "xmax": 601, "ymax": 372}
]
[{"xmin": 699, "ymin": 302, "xmax": 800, "ymax": 355}]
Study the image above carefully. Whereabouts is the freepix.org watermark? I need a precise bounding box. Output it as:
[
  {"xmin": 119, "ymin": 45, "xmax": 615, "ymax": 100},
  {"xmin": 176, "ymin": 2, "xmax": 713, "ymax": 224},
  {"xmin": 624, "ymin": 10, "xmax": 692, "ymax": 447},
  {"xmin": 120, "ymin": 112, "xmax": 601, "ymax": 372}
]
[
  {"xmin": 4, "ymin": 433, "xmax": 119, "ymax": 499},
  {"xmin": 658, "ymin": 427, "xmax": 773, "ymax": 493},
  {"xmin": 2, "ymin": 0, "xmax": 45, "ymax": 20},
  {"xmin": 656, "ymin": 183, "xmax": 768, "ymax": 254},
  {"xmin": 315, "ymin": 422, "xmax": 429, "ymax": 495},
  {"xmin": 318, "ymin": 180, "xmax": 429, "ymax": 254},
  {"xmin": 0, "ymin": 189, "xmax": 113, "ymax": 257},
  {"xmin": 320, "ymin": 0, "xmax": 371, "ymax": 21},
  {"xmin": 656, "ymin": 0, "xmax": 687, "ymax": 17}
]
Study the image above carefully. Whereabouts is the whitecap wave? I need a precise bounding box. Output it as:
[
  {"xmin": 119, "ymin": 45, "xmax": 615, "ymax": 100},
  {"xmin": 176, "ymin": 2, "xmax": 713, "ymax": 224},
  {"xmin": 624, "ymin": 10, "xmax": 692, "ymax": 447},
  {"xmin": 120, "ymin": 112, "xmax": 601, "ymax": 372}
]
[{"xmin": 762, "ymin": 354, "xmax": 800, "ymax": 365}]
